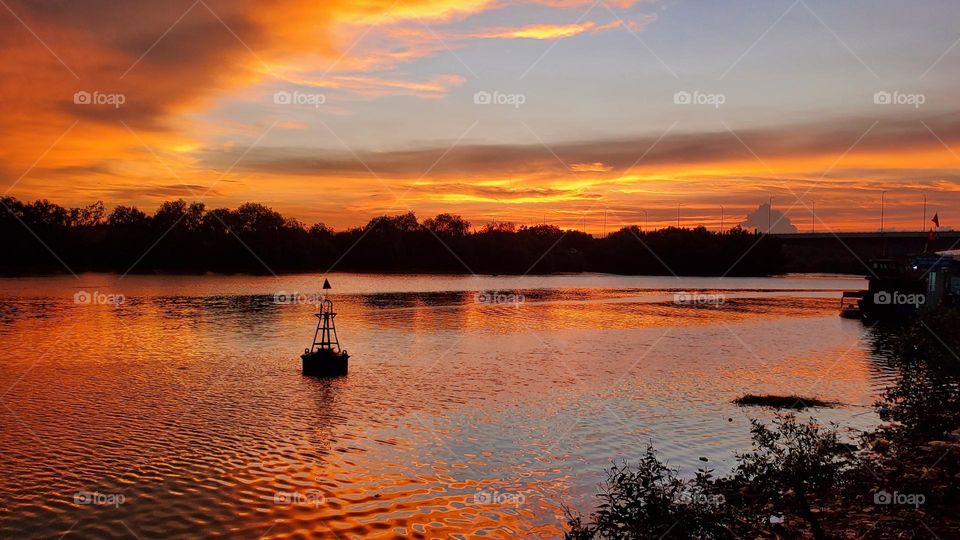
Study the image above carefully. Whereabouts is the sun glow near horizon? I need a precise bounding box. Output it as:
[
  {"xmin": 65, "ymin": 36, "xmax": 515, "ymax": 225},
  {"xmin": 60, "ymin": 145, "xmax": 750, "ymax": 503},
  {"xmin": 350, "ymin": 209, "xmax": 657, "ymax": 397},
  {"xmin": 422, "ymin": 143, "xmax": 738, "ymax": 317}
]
[{"xmin": 2, "ymin": 0, "xmax": 960, "ymax": 233}]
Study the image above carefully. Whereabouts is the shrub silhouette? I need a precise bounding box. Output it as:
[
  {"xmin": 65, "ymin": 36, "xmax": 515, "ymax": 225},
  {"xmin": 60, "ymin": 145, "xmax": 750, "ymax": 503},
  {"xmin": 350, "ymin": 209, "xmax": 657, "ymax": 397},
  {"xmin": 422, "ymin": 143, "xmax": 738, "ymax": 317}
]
[{"xmin": 566, "ymin": 415, "xmax": 854, "ymax": 539}]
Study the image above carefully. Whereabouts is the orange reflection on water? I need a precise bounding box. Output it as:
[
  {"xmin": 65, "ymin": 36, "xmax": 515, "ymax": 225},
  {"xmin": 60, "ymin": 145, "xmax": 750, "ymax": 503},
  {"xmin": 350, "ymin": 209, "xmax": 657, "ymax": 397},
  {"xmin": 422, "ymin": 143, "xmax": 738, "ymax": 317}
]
[{"xmin": 0, "ymin": 274, "xmax": 891, "ymax": 539}]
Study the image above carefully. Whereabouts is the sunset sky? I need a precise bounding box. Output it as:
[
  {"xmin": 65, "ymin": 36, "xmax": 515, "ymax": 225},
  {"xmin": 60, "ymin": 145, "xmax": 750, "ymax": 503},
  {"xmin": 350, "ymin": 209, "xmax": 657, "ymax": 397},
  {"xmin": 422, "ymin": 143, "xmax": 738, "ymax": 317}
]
[{"xmin": 2, "ymin": 0, "xmax": 959, "ymax": 233}]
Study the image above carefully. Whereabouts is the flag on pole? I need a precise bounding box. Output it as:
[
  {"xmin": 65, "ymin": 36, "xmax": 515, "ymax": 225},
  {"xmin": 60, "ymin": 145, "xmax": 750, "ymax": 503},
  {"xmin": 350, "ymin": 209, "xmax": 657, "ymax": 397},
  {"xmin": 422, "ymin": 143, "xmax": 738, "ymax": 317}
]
[
  {"xmin": 932, "ymin": 213, "xmax": 940, "ymax": 228},
  {"xmin": 322, "ymin": 278, "xmax": 332, "ymax": 290}
]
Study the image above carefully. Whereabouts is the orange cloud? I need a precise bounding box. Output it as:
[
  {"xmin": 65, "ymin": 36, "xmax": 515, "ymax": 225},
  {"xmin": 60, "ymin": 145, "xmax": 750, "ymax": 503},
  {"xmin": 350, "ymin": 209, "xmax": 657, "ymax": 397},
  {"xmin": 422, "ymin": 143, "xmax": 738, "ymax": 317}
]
[
  {"xmin": 275, "ymin": 72, "xmax": 466, "ymax": 99},
  {"xmin": 0, "ymin": 0, "xmax": 495, "ymax": 198},
  {"xmin": 2, "ymin": 0, "xmax": 958, "ymax": 235},
  {"xmin": 469, "ymin": 15, "xmax": 653, "ymax": 40},
  {"xmin": 571, "ymin": 162, "xmax": 615, "ymax": 172},
  {"xmin": 176, "ymin": 114, "xmax": 960, "ymax": 232},
  {"xmin": 533, "ymin": 0, "xmax": 653, "ymax": 8},
  {"xmin": 479, "ymin": 21, "xmax": 611, "ymax": 40}
]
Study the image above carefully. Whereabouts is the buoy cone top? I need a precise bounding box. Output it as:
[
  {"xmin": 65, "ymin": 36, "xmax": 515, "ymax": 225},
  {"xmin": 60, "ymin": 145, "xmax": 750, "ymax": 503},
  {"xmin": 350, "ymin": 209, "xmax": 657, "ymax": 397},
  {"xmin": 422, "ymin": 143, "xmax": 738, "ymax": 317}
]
[{"xmin": 322, "ymin": 278, "xmax": 332, "ymax": 290}]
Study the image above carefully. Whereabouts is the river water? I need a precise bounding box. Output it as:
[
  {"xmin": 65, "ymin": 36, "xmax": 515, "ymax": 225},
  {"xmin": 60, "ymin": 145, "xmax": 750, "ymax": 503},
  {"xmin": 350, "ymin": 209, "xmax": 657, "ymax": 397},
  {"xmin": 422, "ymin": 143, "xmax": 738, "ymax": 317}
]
[{"xmin": 0, "ymin": 273, "xmax": 896, "ymax": 539}]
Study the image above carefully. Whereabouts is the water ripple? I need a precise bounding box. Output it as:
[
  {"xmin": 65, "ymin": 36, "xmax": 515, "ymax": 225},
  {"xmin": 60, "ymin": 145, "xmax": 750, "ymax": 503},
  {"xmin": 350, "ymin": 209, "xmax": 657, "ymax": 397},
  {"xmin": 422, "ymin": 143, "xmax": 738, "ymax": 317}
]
[{"xmin": 0, "ymin": 275, "xmax": 894, "ymax": 539}]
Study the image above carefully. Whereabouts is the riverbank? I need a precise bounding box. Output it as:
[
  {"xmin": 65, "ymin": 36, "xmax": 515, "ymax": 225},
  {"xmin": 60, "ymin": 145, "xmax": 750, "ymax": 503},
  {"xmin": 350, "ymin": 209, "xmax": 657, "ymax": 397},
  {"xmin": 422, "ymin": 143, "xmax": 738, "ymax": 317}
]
[{"xmin": 567, "ymin": 307, "xmax": 960, "ymax": 539}]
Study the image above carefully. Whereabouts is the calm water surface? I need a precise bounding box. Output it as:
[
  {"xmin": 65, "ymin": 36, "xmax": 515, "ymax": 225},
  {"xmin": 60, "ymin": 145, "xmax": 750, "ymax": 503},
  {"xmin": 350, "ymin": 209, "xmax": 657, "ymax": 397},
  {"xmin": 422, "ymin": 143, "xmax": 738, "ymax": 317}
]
[{"xmin": 0, "ymin": 273, "xmax": 896, "ymax": 539}]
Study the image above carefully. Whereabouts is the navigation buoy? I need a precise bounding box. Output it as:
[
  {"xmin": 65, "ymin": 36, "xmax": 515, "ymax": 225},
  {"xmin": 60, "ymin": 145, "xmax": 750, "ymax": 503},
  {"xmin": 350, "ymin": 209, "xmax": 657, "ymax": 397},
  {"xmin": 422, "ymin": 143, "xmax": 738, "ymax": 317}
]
[{"xmin": 301, "ymin": 280, "xmax": 349, "ymax": 377}]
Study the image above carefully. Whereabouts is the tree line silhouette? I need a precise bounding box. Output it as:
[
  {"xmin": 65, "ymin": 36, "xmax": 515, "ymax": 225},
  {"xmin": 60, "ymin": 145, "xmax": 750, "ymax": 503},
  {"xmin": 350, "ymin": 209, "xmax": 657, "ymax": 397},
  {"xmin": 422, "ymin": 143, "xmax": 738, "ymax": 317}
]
[{"xmin": 0, "ymin": 197, "xmax": 784, "ymax": 276}]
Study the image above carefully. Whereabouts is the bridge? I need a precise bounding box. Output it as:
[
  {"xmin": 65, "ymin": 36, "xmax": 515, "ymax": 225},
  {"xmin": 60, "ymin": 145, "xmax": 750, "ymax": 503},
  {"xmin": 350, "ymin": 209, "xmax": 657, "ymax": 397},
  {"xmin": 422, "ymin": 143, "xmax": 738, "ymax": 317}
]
[{"xmin": 767, "ymin": 231, "xmax": 960, "ymax": 274}]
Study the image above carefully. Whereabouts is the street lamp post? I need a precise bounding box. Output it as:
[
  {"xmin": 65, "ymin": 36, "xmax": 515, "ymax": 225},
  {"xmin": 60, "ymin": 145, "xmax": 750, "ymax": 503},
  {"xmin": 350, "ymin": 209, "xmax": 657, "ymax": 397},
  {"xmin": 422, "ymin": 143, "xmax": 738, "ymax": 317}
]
[{"xmin": 880, "ymin": 191, "xmax": 886, "ymax": 234}]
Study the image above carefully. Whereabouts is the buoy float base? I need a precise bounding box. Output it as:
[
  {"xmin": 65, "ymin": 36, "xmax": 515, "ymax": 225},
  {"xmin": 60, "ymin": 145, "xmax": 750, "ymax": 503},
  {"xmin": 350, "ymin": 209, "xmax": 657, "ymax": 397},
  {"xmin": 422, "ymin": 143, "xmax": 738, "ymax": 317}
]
[{"xmin": 301, "ymin": 349, "xmax": 349, "ymax": 377}]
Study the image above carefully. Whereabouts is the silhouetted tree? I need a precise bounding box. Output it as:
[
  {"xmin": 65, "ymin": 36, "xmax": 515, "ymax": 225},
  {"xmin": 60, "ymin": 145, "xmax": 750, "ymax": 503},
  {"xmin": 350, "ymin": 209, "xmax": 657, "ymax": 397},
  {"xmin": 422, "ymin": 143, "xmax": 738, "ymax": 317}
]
[
  {"xmin": 0, "ymin": 197, "xmax": 791, "ymax": 276},
  {"xmin": 424, "ymin": 213, "xmax": 470, "ymax": 236}
]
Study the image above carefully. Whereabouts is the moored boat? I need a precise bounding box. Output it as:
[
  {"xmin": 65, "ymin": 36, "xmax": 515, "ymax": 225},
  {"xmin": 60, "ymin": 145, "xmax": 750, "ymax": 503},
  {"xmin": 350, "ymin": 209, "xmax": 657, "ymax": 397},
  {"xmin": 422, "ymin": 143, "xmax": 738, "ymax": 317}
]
[{"xmin": 839, "ymin": 291, "xmax": 863, "ymax": 319}]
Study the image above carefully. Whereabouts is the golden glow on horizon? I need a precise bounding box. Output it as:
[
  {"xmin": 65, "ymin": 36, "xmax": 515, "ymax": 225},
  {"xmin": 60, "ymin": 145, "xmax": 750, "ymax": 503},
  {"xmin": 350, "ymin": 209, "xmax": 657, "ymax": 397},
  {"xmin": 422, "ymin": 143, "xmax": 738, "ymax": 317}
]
[{"xmin": 0, "ymin": 0, "xmax": 957, "ymax": 235}]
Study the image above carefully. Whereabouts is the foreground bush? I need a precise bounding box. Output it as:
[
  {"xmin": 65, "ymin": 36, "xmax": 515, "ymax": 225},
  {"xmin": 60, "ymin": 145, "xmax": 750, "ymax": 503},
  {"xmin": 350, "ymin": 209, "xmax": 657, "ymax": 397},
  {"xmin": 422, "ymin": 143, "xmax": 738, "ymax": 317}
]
[
  {"xmin": 882, "ymin": 307, "xmax": 960, "ymax": 441},
  {"xmin": 566, "ymin": 415, "xmax": 855, "ymax": 539},
  {"xmin": 568, "ymin": 307, "xmax": 960, "ymax": 539},
  {"xmin": 565, "ymin": 447, "xmax": 732, "ymax": 539}
]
